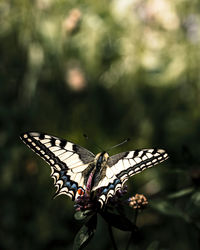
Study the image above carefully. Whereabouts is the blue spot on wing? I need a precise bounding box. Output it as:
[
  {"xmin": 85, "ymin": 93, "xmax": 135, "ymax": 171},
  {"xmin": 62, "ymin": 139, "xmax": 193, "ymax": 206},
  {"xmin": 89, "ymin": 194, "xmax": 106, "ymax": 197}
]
[
  {"xmin": 59, "ymin": 171, "xmax": 78, "ymax": 191},
  {"xmin": 64, "ymin": 181, "xmax": 71, "ymax": 188},
  {"xmin": 114, "ymin": 179, "xmax": 120, "ymax": 184},
  {"xmin": 102, "ymin": 188, "xmax": 108, "ymax": 194},
  {"xmin": 71, "ymin": 183, "xmax": 78, "ymax": 192},
  {"xmin": 102, "ymin": 179, "xmax": 121, "ymax": 194},
  {"xmin": 109, "ymin": 184, "xmax": 114, "ymax": 189},
  {"xmin": 62, "ymin": 177, "xmax": 78, "ymax": 192},
  {"xmin": 60, "ymin": 170, "xmax": 66, "ymax": 177},
  {"xmin": 61, "ymin": 175, "xmax": 68, "ymax": 181}
]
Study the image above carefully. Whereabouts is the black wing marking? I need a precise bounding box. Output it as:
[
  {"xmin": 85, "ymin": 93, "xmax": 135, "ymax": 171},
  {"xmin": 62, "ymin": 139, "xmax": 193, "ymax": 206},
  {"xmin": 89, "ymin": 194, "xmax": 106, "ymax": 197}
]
[
  {"xmin": 20, "ymin": 132, "xmax": 95, "ymax": 200},
  {"xmin": 96, "ymin": 149, "xmax": 168, "ymax": 207}
]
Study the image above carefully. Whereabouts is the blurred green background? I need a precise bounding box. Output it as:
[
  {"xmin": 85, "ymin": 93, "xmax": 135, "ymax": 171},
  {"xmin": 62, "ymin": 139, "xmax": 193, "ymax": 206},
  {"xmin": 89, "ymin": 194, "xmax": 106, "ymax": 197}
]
[{"xmin": 1, "ymin": 0, "xmax": 200, "ymax": 249}]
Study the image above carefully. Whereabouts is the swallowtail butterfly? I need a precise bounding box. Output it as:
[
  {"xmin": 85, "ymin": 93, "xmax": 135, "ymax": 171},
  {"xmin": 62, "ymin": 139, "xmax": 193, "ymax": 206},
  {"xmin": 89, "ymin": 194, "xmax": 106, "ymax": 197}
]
[{"xmin": 20, "ymin": 132, "xmax": 168, "ymax": 208}]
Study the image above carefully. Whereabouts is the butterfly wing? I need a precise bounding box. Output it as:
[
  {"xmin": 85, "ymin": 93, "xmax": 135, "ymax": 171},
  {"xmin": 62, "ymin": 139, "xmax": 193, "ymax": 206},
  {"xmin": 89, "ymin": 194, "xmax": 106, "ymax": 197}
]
[
  {"xmin": 96, "ymin": 149, "xmax": 168, "ymax": 207},
  {"xmin": 20, "ymin": 132, "xmax": 95, "ymax": 200},
  {"xmin": 108, "ymin": 148, "xmax": 168, "ymax": 184}
]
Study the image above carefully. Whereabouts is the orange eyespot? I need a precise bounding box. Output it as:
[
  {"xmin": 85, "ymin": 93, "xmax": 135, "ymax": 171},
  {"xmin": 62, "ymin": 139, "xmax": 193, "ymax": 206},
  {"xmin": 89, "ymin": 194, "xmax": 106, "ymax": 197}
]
[{"xmin": 78, "ymin": 188, "xmax": 84, "ymax": 196}]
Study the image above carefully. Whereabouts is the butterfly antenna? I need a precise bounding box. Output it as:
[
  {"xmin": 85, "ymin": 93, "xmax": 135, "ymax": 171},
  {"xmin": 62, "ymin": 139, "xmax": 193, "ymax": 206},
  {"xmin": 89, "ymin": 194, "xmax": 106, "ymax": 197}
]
[
  {"xmin": 106, "ymin": 138, "xmax": 130, "ymax": 151},
  {"xmin": 83, "ymin": 134, "xmax": 104, "ymax": 152}
]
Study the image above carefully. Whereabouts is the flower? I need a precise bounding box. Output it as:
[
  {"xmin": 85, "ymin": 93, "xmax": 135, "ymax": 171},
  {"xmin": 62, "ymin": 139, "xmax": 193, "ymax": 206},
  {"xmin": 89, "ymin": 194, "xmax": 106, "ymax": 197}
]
[
  {"xmin": 74, "ymin": 185, "xmax": 128, "ymax": 212},
  {"xmin": 128, "ymin": 194, "xmax": 148, "ymax": 210}
]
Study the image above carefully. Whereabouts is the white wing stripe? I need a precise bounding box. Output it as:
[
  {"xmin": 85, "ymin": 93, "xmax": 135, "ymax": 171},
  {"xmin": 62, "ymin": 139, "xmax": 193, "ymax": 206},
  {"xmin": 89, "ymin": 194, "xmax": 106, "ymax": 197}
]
[
  {"xmin": 146, "ymin": 153, "xmax": 153, "ymax": 158},
  {"xmin": 65, "ymin": 154, "xmax": 81, "ymax": 165},
  {"xmin": 58, "ymin": 151, "xmax": 73, "ymax": 160},
  {"xmin": 129, "ymin": 159, "xmax": 134, "ymax": 165},
  {"xmin": 41, "ymin": 139, "xmax": 50, "ymax": 144},
  {"xmin": 127, "ymin": 152, "xmax": 134, "ymax": 158},
  {"xmin": 49, "ymin": 146, "xmax": 60, "ymax": 152},
  {"xmin": 64, "ymin": 142, "xmax": 73, "ymax": 151},
  {"xmin": 142, "ymin": 155, "xmax": 148, "ymax": 160},
  {"xmin": 106, "ymin": 167, "xmax": 114, "ymax": 178},
  {"xmin": 134, "ymin": 157, "xmax": 142, "ymax": 163},
  {"xmin": 45, "ymin": 142, "xmax": 52, "ymax": 148},
  {"xmin": 71, "ymin": 164, "xmax": 88, "ymax": 173},
  {"xmin": 54, "ymin": 149, "xmax": 68, "ymax": 157},
  {"xmin": 123, "ymin": 159, "xmax": 130, "ymax": 169}
]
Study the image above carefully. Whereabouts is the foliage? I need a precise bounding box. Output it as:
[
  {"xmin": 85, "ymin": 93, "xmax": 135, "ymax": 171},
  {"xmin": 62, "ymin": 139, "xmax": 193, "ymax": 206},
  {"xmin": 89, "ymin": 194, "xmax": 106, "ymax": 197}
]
[
  {"xmin": 1, "ymin": 0, "xmax": 200, "ymax": 249},
  {"xmin": 73, "ymin": 197, "xmax": 138, "ymax": 250}
]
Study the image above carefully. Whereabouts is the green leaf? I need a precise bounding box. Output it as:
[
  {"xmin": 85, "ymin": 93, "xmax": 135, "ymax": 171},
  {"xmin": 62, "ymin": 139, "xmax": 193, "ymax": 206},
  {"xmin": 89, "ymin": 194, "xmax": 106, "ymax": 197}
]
[
  {"xmin": 191, "ymin": 191, "xmax": 200, "ymax": 207},
  {"xmin": 74, "ymin": 210, "xmax": 94, "ymax": 221},
  {"xmin": 74, "ymin": 211, "xmax": 88, "ymax": 221},
  {"xmin": 151, "ymin": 200, "xmax": 192, "ymax": 223},
  {"xmin": 167, "ymin": 187, "xmax": 194, "ymax": 199},
  {"xmin": 151, "ymin": 200, "xmax": 186, "ymax": 218},
  {"xmin": 147, "ymin": 241, "xmax": 159, "ymax": 250},
  {"xmin": 73, "ymin": 214, "xmax": 97, "ymax": 250},
  {"xmin": 186, "ymin": 191, "xmax": 200, "ymax": 221},
  {"xmin": 99, "ymin": 211, "xmax": 137, "ymax": 232}
]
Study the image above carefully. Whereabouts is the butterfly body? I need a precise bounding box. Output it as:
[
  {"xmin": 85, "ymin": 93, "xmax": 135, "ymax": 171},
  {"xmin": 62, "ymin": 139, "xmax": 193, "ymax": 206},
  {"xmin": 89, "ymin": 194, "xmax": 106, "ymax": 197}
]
[{"xmin": 20, "ymin": 132, "xmax": 169, "ymax": 208}]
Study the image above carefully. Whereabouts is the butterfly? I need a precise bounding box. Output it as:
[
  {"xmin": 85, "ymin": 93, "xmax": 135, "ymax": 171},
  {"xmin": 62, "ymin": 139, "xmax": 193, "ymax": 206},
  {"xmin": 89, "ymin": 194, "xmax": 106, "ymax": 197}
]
[{"xmin": 20, "ymin": 132, "xmax": 169, "ymax": 208}]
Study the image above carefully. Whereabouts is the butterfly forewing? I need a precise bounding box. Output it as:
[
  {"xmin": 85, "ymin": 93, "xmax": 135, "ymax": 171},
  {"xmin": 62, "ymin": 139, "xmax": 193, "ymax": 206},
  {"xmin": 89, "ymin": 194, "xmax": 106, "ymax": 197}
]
[
  {"xmin": 95, "ymin": 148, "xmax": 168, "ymax": 207},
  {"xmin": 20, "ymin": 132, "xmax": 95, "ymax": 200},
  {"xmin": 108, "ymin": 148, "xmax": 169, "ymax": 184}
]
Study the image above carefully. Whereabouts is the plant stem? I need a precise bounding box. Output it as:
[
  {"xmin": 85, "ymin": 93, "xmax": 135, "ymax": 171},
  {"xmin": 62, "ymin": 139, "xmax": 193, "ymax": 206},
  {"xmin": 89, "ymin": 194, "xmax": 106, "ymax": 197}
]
[
  {"xmin": 108, "ymin": 224, "xmax": 118, "ymax": 250},
  {"xmin": 134, "ymin": 209, "xmax": 138, "ymax": 224},
  {"xmin": 125, "ymin": 209, "xmax": 138, "ymax": 250}
]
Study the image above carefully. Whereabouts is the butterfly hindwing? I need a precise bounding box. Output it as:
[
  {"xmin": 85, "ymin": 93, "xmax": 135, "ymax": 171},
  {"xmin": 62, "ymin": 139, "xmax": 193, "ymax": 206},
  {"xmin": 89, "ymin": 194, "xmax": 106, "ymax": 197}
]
[{"xmin": 20, "ymin": 132, "xmax": 95, "ymax": 200}]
